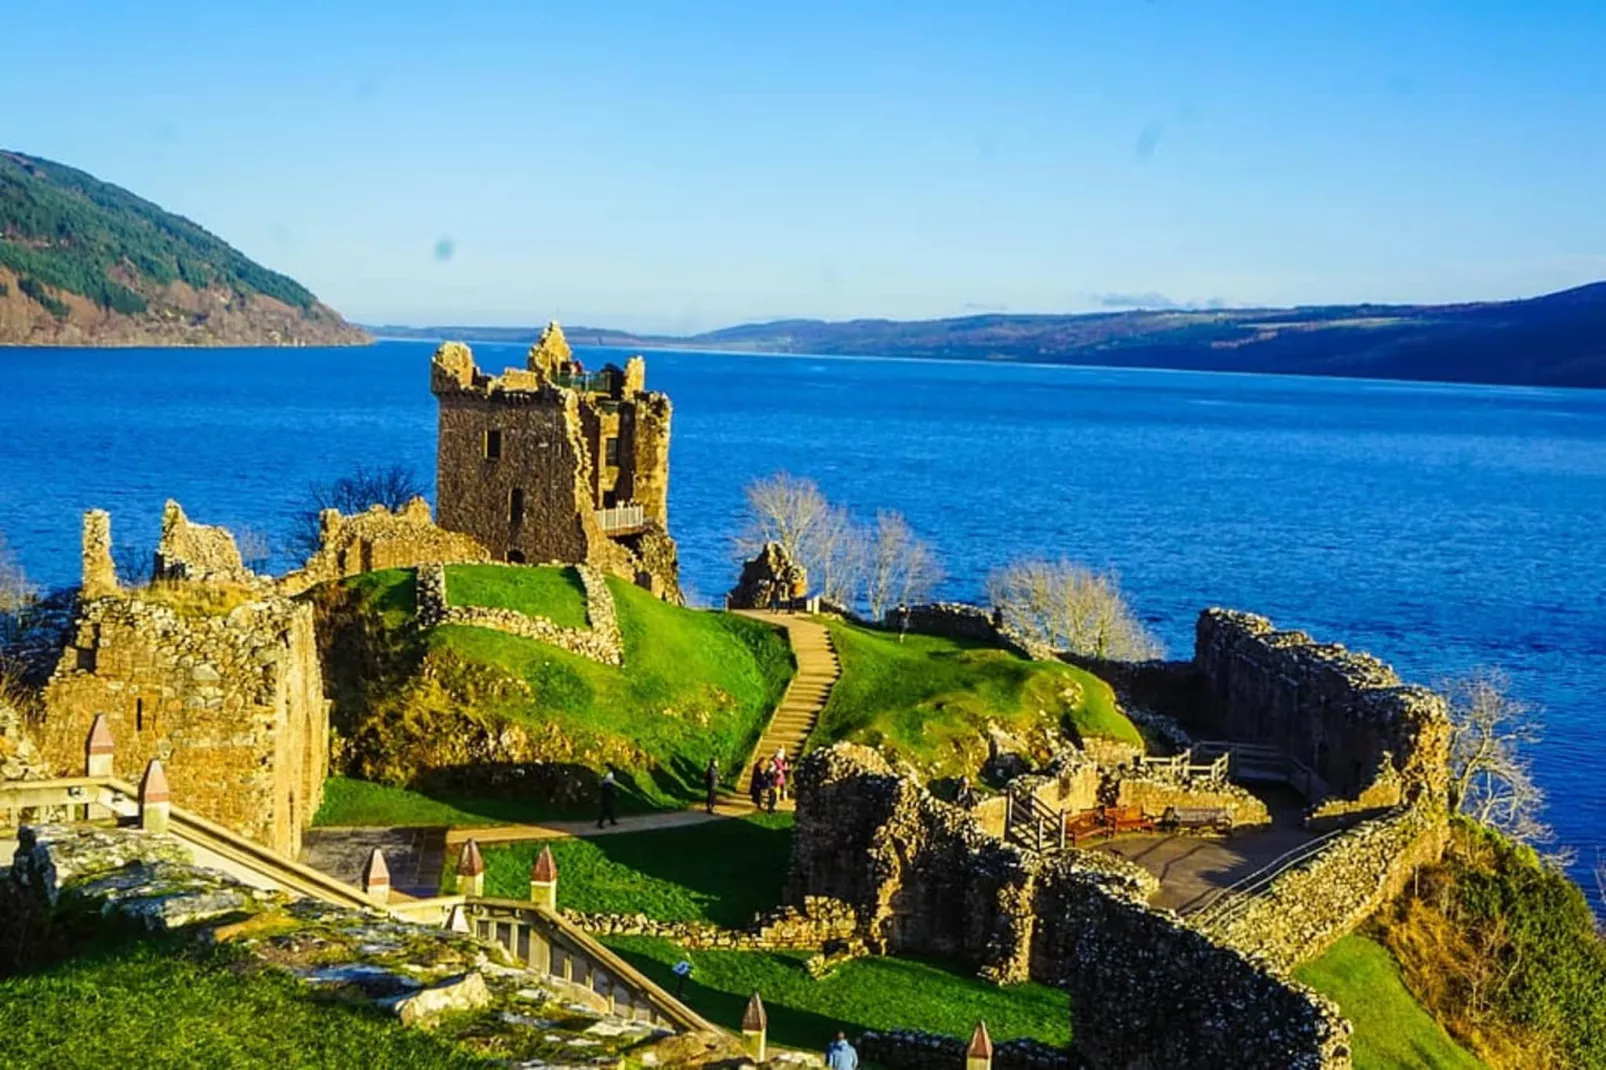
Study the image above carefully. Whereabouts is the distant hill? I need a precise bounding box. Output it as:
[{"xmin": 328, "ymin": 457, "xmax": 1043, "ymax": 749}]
[
  {"xmin": 0, "ymin": 151, "xmax": 368, "ymax": 347},
  {"xmin": 371, "ymin": 283, "xmax": 1606, "ymax": 388}
]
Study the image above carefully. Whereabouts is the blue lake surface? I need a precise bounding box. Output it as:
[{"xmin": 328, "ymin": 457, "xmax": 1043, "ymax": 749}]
[{"xmin": 3, "ymin": 341, "xmax": 1604, "ymax": 904}]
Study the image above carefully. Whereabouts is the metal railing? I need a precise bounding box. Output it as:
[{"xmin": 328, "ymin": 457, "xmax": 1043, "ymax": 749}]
[
  {"xmin": 1186, "ymin": 822, "xmax": 1354, "ymax": 927},
  {"xmin": 596, "ymin": 503, "xmax": 646, "ymax": 533}
]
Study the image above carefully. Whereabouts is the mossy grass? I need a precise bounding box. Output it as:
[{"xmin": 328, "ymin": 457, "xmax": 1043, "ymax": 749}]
[
  {"xmin": 606, "ymin": 936, "xmax": 1069, "ymax": 1051},
  {"xmin": 474, "ymin": 813, "xmax": 794, "ymax": 926},
  {"xmin": 313, "ymin": 776, "xmax": 639, "ymax": 827},
  {"xmin": 445, "ymin": 564, "xmax": 588, "ymax": 629},
  {"xmin": 1296, "ymin": 935, "xmax": 1486, "ymax": 1070},
  {"xmin": 816, "ymin": 619, "xmax": 1140, "ymax": 776},
  {"xmin": 0, "ymin": 937, "xmax": 495, "ymax": 1068}
]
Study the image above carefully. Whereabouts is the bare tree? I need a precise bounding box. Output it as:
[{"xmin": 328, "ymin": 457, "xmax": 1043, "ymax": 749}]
[
  {"xmin": 864, "ymin": 511, "xmax": 943, "ymax": 620},
  {"xmin": 735, "ymin": 472, "xmax": 830, "ymax": 566},
  {"xmin": 0, "ymin": 531, "xmax": 33, "ymax": 618},
  {"xmin": 235, "ymin": 526, "xmax": 273, "ymax": 574},
  {"xmin": 290, "ymin": 464, "xmax": 425, "ymax": 561},
  {"xmin": 808, "ymin": 504, "xmax": 869, "ymax": 607},
  {"xmin": 113, "ymin": 540, "xmax": 155, "ymax": 589},
  {"xmin": 987, "ymin": 558, "xmax": 1163, "ymax": 661},
  {"xmin": 1445, "ymin": 668, "xmax": 1556, "ymax": 851}
]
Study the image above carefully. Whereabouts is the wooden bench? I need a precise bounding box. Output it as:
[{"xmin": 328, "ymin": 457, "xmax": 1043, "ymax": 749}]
[
  {"xmin": 1064, "ymin": 808, "xmax": 1109, "ymax": 846},
  {"xmin": 1162, "ymin": 806, "xmax": 1234, "ymax": 833},
  {"xmin": 1101, "ymin": 805, "xmax": 1156, "ymax": 836}
]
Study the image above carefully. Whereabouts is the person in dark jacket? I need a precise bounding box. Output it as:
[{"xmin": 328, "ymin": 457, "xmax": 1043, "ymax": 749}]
[
  {"xmin": 749, "ymin": 758, "xmax": 768, "ymax": 810},
  {"xmin": 704, "ymin": 757, "xmax": 720, "ymax": 814},
  {"xmin": 597, "ymin": 769, "xmax": 620, "ymax": 828}
]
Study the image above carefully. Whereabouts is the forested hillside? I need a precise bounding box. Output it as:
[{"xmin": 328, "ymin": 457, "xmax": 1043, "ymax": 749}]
[{"xmin": 0, "ymin": 151, "xmax": 367, "ymax": 347}]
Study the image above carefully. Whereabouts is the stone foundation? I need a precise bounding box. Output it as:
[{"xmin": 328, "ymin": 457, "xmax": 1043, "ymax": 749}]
[
  {"xmin": 280, "ymin": 497, "xmax": 490, "ymax": 595},
  {"xmin": 415, "ymin": 562, "xmax": 624, "ymax": 666}
]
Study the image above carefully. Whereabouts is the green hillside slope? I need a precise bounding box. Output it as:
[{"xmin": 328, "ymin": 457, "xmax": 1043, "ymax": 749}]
[{"xmin": 0, "ymin": 150, "xmax": 367, "ymax": 346}]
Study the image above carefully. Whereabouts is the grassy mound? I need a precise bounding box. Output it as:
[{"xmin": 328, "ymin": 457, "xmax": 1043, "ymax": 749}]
[
  {"xmin": 0, "ymin": 939, "xmax": 493, "ymax": 1069},
  {"xmin": 445, "ymin": 564, "xmax": 588, "ymax": 629},
  {"xmin": 317, "ymin": 567, "xmax": 793, "ymax": 819},
  {"xmin": 607, "ymin": 938, "xmax": 1069, "ymax": 1051},
  {"xmin": 474, "ymin": 814, "xmax": 794, "ymax": 927},
  {"xmin": 1296, "ymin": 935, "xmax": 1485, "ymax": 1070},
  {"xmin": 817, "ymin": 619, "xmax": 1140, "ymax": 777}
]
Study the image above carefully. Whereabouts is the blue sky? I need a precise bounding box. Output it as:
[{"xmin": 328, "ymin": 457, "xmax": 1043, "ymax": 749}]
[{"xmin": 4, "ymin": 0, "xmax": 1604, "ymax": 333}]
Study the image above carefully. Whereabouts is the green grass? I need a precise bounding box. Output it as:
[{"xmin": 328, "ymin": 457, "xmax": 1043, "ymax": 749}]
[
  {"xmin": 313, "ymin": 776, "xmax": 612, "ymax": 827},
  {"xmin": 0, "ymin": 939, "xmax": 494, "ymax": 1069},
  {"xmin": 1296, "ymin": 936, "xmax": 1486, "ymax": 1070},
  {"xmin": 478, "ymin": 813, "xmax": 794, "ymax": 927},
  {"xmin": 445, "ymin": 564, "xmax": 588, "ymax": 629},
  {"xmin": 608, "ymin": 937, "xmax": 1068, "ymax": 1051},
  {"xmin": 817, "ymin": 619, "xmax": 1139, "ymax": 777}
]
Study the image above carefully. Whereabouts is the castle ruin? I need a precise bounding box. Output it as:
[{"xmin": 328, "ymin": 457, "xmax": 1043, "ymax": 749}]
[{"xmin": 431, "ymin": 323, "xmax": 681, "ymax": 601}]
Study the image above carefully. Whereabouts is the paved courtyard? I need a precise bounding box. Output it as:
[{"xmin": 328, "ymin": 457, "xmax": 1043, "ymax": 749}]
[{"xmin": 1095, "ymin": 786, "xmax": 1315, "ymax": 913}]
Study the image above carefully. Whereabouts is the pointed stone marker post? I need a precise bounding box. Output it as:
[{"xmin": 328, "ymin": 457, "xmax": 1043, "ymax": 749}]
[
  {"xmin": 966, "ymin": 1021, "xmax": 994, "ymax": 1070},
  {"xmin": 456, "ymin": 838, "xmax": 486, "ymax": 898},
  {"xmin": 362, "ymin": 847, "xmax": 392, "ymax": 904},
  {"xmin": 741, "ymin": 992, "xmax": 767, "ymax": 1063},
  {"xmin": 85, "ymin": 715, "xmax": 115, "ymax": 777},
  {"xmin": 529, "ymin": 845, "xmax": 558, "ymax": 909},
  {"xmin": 138, "ymin": 759, "xmax": 171, "ymax": 833}
]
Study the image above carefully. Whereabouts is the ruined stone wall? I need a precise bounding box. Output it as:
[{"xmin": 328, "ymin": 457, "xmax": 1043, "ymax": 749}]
[
  {"xmin": 415, "ymin": 563, "xmax": 624, "ymax": 666},
  {"xmin": 36, "ymin": 589, "xmax": 328, "ymax": 858},
  {"xmin": 857, "ymin": 1030, "xmax": 1072, "ymax": 1070},
  {"xmin": 154, "ymin": 500, "xmax": 257, "ymax": 586},
  {"xmin": 883, "ymin": 602, "xmax": 1046, "ymax": 661},
  {"xmin": 790, "ymin": 745, "xmax": 1351, "ymax": 1068},
  {"xmin": 0, "ymin": 700, "xmax": 44, "ymax": 782},
  {"xmin": 1203, "ymin": 805, "xmax": 1448, "ymax": 971},
  {"xmin": 620, "ymin": 391, "xmax": 671, "ymax": 526},
  {"xmin": 1193, "ymin": 609, "xmax": 1452, "ymax": 807},
  {"xmin": 1113, "ymin": 771, "xmax": 1273, "ymax": 827},
  {"xmin": 280, "ymin": 498, "xmax": 489, "ymax": 594}
]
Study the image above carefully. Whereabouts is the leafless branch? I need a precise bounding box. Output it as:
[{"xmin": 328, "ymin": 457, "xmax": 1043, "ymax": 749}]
[
  {"xmin": 987, "ymin": 558, "xmax": 1162, "ymax": 661},
  {"xmin": 1444, "ymin": 668, "xmax": 1556, "ymax": 851}
]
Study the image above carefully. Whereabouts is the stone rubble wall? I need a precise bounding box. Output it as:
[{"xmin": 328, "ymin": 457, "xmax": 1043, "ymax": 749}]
[
  {"xmin": 1203, "ymin": 804, "xmax": 1448, "ymax": 971},
  {"xmin": 36, "ymin": 588, "xmax": 328, "ymax": 858},
  {"xmin": 279, "ymin": 498, "xmax": 490, "ymax": 596},
  {"xmin": 564, "ymin": 895, "xmax": 859, "ymax": 951},
  {"xmin": 1112, "ymin": 769, "xmax": 1273, "ymax": 827},
  {"xmin": 415, "ymin": 562, "xmax": 624, "ymax": 666},
  {"xmin": 882, "ymin": 602, "xmax": 1051, "ymax": 661},
  {"xmin": 790, "ymin": 744, "xmax": 1352, "ymax": 1069},
  {"xmin": 0, "ymin": 699, "xmax": 45, "ymax": 782},
  {"xmin": 857, "ymin": 1030, "xmax": 1074, "ymax": 1070}
]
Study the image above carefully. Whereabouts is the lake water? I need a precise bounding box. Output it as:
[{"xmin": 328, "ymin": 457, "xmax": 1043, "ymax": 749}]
[{"xmin": 3, "ymin": 341, "xmax": 1603, "ymax": 906}]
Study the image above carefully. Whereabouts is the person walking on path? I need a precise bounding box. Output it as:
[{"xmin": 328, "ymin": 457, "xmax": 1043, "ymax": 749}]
[
  {"xmin": 764, "ymin": 759, "xmax": 779, "ymax": 814},
  {"xmin": 825, "ymin": 1032, "xmax": 859, "ymax": 1070},
  {"xmin": 703, "ymin": 757, "xmax": 720, "ymax": 815},
  {"xmin": 956, "ymin": 775, "xmax": 977, "ymax": 809},
  {"xmin": 597, "ymin": 769, "xmax": 620, "ymax": 828},
  {"xmin": 749, "ymin": 758, "xmax": 768, "ymax": 810},
  {"xmin": 772, "ymin": 746, "xmax": 789, "ymax": 802}
]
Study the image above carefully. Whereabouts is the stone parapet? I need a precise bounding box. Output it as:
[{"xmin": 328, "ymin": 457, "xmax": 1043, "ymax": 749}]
[
  {"xmin": 858, "ymin": 1029, "xmax": 1073, "ymax": 1070},
  {"xmin": 280, "ymin": 498, "xmax": 490, "ymax": 595},
  {"xmin": 564, "ymin": 895, "xmax": 859, "ymax": 951}
]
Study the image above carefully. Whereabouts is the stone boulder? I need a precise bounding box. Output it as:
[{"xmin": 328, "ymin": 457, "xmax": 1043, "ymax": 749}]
[{"xmin": 727, "ymin": 542, "xmax": 807, "ymax": 610}]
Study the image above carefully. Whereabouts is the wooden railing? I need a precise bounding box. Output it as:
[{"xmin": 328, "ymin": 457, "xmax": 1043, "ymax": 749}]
[
  {"xmin": 1192, "ymin": 741, "xmax": 1330, "ymax": 800},
  {"xmin": 1139, "ymin": 748, "xmax": 1230, "ymax": 783},
  {"xmin": 1003, "ymin": 790, "xmax": 1068, "ymax": 855},
  {"xmin": 595, "ymin": 503, "xmax": 646, "ymax": 533}
]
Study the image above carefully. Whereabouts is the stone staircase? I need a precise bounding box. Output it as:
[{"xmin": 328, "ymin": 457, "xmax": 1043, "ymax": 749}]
[{"xmin": 732, "ymin": 612, "xmax": 841, "ymax": 796}]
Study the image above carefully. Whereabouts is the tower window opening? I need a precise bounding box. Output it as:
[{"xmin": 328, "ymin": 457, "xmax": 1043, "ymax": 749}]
[
  {"xmin": 485, "ymin": 429, "xmax": 502, "ymax": 460},
  {"xmin": 510, "ymin": 487, "xmax": 525, "ymax": 525}
]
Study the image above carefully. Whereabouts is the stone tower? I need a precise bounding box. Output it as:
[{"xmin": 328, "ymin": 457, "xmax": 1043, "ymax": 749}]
[{"xmin": 430, "ymin": 324, "xmax": 680, "ymax": 600}]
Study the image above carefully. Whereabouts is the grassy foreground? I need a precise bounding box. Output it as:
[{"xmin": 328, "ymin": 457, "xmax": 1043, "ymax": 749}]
[
  {"xmin": 313, "ymin": 776, "xmax": 607, "ymax": 827},
  {"xmin": 1296, "ymin": 936, "xmax": 1485, "ymax": 1070},
  {"xmin": 608, "ymin": 937, "xmax": 1069, "ymax": 1052},
  {"xmin": 818, "ymin": 619, "xmax": 1140, "ymax": 777},
  {"xmin": 476, "ymin": 813, "xmax": 794, "ymax": 927},
  {"xmin": 0, "ymin": 940, "xmax": 492, "ymax": 1069},
  {"xmin": 322, "ymin": 566, "xmax": 794, "ymax": 815}
]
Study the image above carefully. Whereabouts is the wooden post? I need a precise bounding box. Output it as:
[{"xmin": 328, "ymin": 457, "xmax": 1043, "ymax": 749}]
[
  {"xmin": 1057, "ymin": 810, "xmax": 1066, "ymax": 852},
  {"xmin": 456, "ymin": 838, "xmax": 486, "ymax": 898},
  {"xmin": 85, "ymin": 714, "xmax": 115, "ymax": 777},
  {"xmin": 362, "ymin": 848, "xmax": 391, "ymax": 904},
  {"xmin": 741, "ymin": 992, "xmax": 767, "ymax": 1062},
  {"xmin": 530, "ymin": 845, "xmax": 558, "ymax": 909},
  {"xmin": 966, "ymin": 1021, "xmax": 994, "ymax": 1070},
  {"xmin": 138, "ymin": 759, "xmax": 170, "ymax": 834}
]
